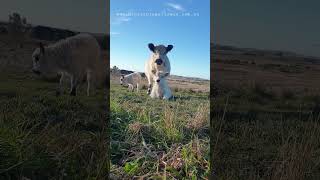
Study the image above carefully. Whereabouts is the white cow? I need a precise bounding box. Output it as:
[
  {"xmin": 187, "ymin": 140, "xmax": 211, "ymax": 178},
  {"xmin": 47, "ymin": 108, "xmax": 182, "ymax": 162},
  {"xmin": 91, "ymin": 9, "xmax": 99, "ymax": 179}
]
[
  {"xmin": 150, "ymin": 71, "xmax": 173, "ymax": 100},
  {"xmin": 120, "ymin": 72, "xmax": 142, "ymax": 92},
  {"xmin": 144, "ymin": 43, "xmax": 173, "ymax": 95},
  {"xmin": 31, "ymin": 33, "xmax": 107, "ymax": 96}
]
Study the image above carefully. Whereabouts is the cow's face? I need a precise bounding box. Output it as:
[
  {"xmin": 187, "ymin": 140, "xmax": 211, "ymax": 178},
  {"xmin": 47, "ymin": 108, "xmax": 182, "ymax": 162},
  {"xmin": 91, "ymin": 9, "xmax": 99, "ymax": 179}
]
[
  {"xmin": 32, "ymin": 43, "xmax": 47, "ymax": 75},
  {"xmin": 120, "ymin": 75, "xmax": 125, "ymax": 85},
  {"xmin": 153, "ymin": 71, "xmax": 169, "ymax": 83},
  {"xmin": 148, "ymin": 43, "xmax": 173, "ymax": 67}
]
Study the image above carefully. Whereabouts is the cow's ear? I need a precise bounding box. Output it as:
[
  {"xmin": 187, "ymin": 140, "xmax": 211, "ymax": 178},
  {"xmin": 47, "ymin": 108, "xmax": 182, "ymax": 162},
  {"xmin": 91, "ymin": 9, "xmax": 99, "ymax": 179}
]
[
  {"xmin": 148, "ymin": 43, "xmax": 155, "ymax": 52},
  {"xmin": 166, "ymin": 45, "xmax": 173, "ymax": 53},
  {"xmin": 39, "ymin": 42, "xmax": 45, "ymax": 54}
]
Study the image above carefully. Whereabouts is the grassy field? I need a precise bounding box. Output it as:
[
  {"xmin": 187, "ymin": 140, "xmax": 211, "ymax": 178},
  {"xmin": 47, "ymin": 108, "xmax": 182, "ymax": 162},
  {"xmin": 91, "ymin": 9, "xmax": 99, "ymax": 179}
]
[
  {"xmin": 212, "ymin": 49, "xmax": 320, "ymax": 179},
  {"xmin": 0, "ymin": 71, "xmax": 209, "ymax": 179},
  {"xmin": 0, "ymin": 71, "xmax": 109, "ymax": 179},
  {"xmin": 212, "ymin": 88, "xmax": 320, "ymax": 179},
  {"xmin": 110, "ymin": 76, "xmax": 210, "ymax": 179}
]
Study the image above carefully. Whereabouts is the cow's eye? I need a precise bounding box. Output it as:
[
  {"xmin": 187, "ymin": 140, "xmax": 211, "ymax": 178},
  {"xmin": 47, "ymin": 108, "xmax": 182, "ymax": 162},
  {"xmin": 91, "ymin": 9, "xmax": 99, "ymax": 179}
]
[{"xmin": 35, "ymin": 56, "xmax": 39, "ymax": 62}]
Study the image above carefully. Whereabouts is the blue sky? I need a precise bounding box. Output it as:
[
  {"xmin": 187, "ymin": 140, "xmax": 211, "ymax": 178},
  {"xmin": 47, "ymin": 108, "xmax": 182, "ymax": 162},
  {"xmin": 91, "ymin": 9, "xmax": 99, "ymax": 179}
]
[
  {"xmin": 110, "ymin": 0, "xmax": 210, "ymax": 79},
  {"xmin": 214, "ymin": 0, "xmax": 320, "ymax": 57}
]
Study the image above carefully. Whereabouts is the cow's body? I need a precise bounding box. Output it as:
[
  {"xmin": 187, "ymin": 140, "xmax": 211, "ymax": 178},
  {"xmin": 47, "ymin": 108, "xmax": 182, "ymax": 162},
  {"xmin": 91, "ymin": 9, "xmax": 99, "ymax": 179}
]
[
  {"xmin": 144, "ymin": 43, "xmax": 173, "ymax": 95},
  {"xmin": 32, "ymin": 33, "xmax": 107, "ymax": 96},
  {"xmin": 120, "ymin": 72, "xmax": 142, "ymax": 92}
]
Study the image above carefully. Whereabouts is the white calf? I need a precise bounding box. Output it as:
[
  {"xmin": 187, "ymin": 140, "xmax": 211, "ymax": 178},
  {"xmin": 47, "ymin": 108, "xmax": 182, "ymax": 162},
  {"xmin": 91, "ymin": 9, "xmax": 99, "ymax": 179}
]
[
  {"xmin": 150, "ymin": 71, "xmax": 173, "ymax": 100},
  {"xmin": 120, "ymin": 72, "xmax": 142, "ymax": 92}
]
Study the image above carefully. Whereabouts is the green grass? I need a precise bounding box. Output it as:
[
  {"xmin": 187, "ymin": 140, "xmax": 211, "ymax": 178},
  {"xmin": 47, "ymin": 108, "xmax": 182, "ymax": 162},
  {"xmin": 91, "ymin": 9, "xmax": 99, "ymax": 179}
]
[
  {"xmin": 110, "ymin": 83, "xmax": 210, "ymax": 179},
  {"xmin": 0, "ymin": 72, "xmax": 109, "ymax": 179},
  {"xmin": 211, "ymin": 83, "xmax": 320, "ymax": 179}
]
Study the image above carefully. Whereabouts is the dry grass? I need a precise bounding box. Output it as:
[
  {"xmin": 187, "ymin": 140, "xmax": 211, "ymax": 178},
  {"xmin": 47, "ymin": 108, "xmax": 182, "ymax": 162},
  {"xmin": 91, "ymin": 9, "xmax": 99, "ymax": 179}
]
[
  {"xmin": 214, "ymin": 50, "xmax": 320, "ymax": 94},
  {"xmin": 211, "ymin": 81, "xmax": 320, "ymax": 179},
  {"xmin": 271, "ymin": 119, "xmax": 320, "ymax": 179},
  {"xmin": 0, "ymin": 72, "xmax": 109, "ymax": 179},
  {"xmin": 211, "ymin": 47, "xmax": 320, "ymax": 179}
]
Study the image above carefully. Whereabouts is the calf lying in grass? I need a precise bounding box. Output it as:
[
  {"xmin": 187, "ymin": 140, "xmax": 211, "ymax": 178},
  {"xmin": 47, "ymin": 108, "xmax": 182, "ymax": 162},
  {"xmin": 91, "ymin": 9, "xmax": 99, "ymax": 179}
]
[
  {"xmin": 120, "ymin": 72, "xmax": 142, "ymax": 92},
  {"xmin": 150, "ymin": 71, "xmax": 173, "ymax": 100}
]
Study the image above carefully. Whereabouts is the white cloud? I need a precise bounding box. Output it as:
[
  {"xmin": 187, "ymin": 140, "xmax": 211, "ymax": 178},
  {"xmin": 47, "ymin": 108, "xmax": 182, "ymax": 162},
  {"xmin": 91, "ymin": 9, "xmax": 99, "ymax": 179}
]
[
  {"xmin": 111, "ymin": 17, "xmax": 131, "ymax": 25},
  {"xmin": 110, "ymin": 32, "xmax": 120, "ymax": 36},
  {"xmin": 165, "ymin": 3, "xmax": 185, "ymax": 12}
]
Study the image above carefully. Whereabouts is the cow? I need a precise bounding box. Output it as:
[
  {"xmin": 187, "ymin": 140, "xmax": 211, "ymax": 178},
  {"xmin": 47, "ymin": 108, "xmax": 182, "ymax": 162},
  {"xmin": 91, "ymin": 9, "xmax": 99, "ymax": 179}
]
[
  {"xmin": 31, "ymin": 33, "xmax": 107, "ymax": 96},
  {"xmin": 144, "ymin": 43, "xmax": 173, "ymax": 95},
  {"xmin": 120, "ymin": 72, "xmax": 142, "ymax": 92}
]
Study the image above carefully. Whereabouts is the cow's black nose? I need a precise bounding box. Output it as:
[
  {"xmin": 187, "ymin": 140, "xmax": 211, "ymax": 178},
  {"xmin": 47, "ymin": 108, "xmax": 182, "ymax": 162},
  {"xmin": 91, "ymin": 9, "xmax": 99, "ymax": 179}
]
[{"xmin": 155, "ymin": 59, "xmax": 163, "ymax": 65}]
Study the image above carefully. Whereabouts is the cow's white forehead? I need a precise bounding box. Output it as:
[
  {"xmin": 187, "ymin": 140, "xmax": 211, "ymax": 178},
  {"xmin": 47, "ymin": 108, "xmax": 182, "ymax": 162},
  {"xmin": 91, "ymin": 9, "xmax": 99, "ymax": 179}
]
[{"xmin": 154, "ymin": 45, "xmax": 167, "ymax": 54}]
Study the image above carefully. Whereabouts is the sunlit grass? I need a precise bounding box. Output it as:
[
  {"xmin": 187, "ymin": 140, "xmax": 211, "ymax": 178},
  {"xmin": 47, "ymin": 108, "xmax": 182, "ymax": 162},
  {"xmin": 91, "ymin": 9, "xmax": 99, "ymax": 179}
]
[{"xmin": 110, "ymin": 82, "xmax": 210, "ymax": 179}]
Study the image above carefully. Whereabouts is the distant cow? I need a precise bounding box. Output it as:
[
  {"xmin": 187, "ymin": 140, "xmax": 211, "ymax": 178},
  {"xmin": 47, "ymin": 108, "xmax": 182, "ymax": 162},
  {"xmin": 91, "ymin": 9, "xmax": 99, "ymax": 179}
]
[
  {"xmin": 120, "ymin": 72, "xmax": 142, "ymax": 92},
  {"xmin": 145, "ymin": 43, "xmax": 173, "ymax": 95},
  {"xmin": 31, "ymin": 33, "xmax": 107, "ymax": 96},
  {"xmin": 150, "ymin": 71, "xmax": 173, "ymax": 100}
]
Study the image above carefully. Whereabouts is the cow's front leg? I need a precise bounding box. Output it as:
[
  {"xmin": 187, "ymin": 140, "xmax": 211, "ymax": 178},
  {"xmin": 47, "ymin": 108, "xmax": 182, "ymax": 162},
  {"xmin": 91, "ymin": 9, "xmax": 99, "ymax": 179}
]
[
  {"xmin": 146, "ymin": 74, "xmax": 152, "ymax": 95},
  {"xmin": 70, "ymin": 76, "xmax": 78, "ymax": 96},
  {"xmin": 56, "ymin": 73, "xmax": 64, "ymax": 96},
  {"xmin": 147, "ymin": 83, "xmax": 152, "ymax": 95},
  {"xmin": 87, "ymin": 71, "xmax": 94, "ymax": 96}
]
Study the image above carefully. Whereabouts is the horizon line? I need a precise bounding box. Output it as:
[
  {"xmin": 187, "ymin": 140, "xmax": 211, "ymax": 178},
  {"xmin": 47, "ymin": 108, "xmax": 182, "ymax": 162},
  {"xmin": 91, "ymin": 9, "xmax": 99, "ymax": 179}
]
[
  {"xmin": 212, "ymin": 43, "xmax": 320, "ymax": 59},
  {"xmin": 0, "ymin": 18, "xmax": 107, "ymax": 35},
  {"xmin": 110, "ymin": 65, "xmax": 210, "ymax": 80}
]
